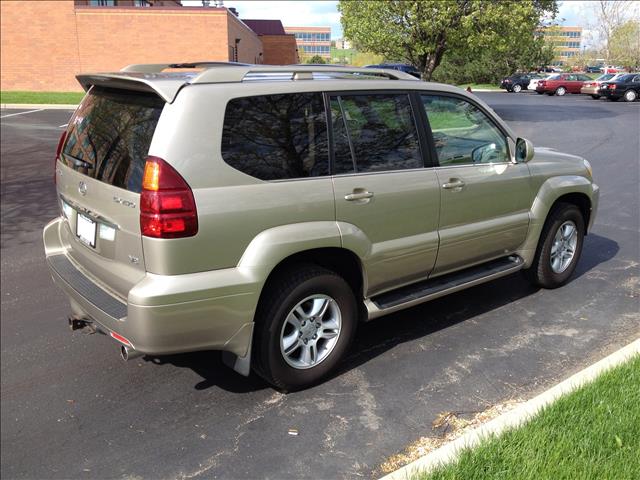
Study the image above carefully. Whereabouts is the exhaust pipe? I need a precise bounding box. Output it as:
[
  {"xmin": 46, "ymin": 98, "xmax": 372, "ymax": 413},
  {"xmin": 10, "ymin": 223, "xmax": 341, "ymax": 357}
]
[{"xmin": 120, "ymin": 345, "xmax": 143, "ymax": 361}]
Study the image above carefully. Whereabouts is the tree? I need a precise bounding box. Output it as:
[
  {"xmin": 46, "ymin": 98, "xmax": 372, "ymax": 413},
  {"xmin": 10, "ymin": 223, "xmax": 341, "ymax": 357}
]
[
  {"xmin": 609, "ymin": 20, "xmax": 640, "ymax": 68},
  {"xmin": 338, "ymin": 0, "xmax": 557, "ymax": 81},
  {"xmin": 590, "ymin": 1, "xmax": 627, "ymax": 65},
  {"xmin": 306, "ymin": 55, "xmax": 327, "ymax": 64}
]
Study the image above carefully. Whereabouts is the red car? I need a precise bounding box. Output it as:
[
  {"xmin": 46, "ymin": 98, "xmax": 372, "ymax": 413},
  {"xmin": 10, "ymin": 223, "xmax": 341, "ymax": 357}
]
[{"xmin": 535, "ymin": 73, "xmax": 593, "ymax": 96}]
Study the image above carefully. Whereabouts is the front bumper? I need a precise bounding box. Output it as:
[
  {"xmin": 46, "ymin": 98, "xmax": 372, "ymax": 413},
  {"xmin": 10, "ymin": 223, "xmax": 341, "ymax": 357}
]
[{"xmin": 43, "ymin": 217, "xmax": 259, "ymax": 358}]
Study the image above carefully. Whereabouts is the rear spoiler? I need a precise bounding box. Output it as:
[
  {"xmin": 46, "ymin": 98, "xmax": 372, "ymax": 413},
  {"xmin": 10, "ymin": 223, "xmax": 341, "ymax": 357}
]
[{"xmin": 76, "ymin": 72, "xmax": 194, "ymax": 103}]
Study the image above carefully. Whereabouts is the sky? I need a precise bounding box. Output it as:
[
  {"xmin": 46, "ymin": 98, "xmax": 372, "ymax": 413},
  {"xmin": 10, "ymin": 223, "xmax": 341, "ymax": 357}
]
[{"xmin": 185, "ymin": 0, "xmax": 640, "ymax": 48}]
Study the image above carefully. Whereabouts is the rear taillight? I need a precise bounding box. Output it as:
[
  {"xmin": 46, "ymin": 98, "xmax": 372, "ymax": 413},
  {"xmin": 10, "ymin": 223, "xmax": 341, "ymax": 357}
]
[
  {"xmin": 610, "ymin": 84, "xmax": 617, "ymax": 90},
  {"xmin": 54, "ymin": 131, "xmax": 67, "ymax": 184},
  {"xmin": 140, "ymin": 156, "xmax": 198, "ymax": 238}
]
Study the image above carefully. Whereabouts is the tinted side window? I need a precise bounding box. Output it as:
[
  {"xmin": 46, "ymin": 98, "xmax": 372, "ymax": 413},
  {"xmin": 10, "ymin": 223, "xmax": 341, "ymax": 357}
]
[
  {"xmin": 422, "ymin": 95, "xmax": 509, "ymax": 166},
  {"xmin": 330, "ymin": 94, "xmax": 422, "ymax": 174},
  {"xmin": 221, "ymin": 93, "xmax": 328, "ymax": 180}
]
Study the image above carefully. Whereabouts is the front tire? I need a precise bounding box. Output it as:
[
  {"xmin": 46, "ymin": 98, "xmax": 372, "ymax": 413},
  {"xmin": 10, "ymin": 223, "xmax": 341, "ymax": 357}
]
[
  {"xmin": 524, "ymin": 203, "xmax": 585, "ymax": 289},
  {"xmin": 591, "ymin": 94, "xmax": 601, "ymax": 99},
  {"xmin": 252, "ymin": 264, "xmax": 357, "ymax": 391}
]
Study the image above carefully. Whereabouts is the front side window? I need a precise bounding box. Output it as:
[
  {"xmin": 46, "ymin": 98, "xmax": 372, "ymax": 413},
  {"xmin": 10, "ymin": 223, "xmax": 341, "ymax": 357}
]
[
  {"xmin": 330, "ymin": 94, "xmax": 422, "ymax": 174},
  {"xmin": 221, "ymin": 93, "xmax": 328, "ymax": 181},
  {"xmin": 422, "ymin": 95, "xmax": 509, "ymax": 166}
]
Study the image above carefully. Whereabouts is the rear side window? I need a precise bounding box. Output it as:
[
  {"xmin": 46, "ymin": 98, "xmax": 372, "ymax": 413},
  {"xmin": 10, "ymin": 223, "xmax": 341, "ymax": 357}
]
[
  {"xmin": 62, "ymin": 87, "xmax": 164, "ymax": 193},
  {"xmin": 221, "ymin": 93, "xmax": 328, "ymax": 181},
  {"xmin": 330, "ymin": 93, "xmax": 422, "ymax": 174}
]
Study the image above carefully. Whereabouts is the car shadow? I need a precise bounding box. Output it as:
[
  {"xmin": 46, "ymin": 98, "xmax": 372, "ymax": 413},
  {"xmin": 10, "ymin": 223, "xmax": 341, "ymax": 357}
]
[{"xmin": 148, "ymin": 233, "xmax": 618, "ymax": 393}]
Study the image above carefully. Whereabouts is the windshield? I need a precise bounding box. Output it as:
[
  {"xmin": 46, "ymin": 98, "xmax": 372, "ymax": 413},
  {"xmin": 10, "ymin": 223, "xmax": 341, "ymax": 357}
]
[
  {"xmin": 597, "ymin": 73, "xmax": 614, "ymax": 81},
  {"xmin": 547, "ymin": 74, "xmax": 561, "ymax": 80}
]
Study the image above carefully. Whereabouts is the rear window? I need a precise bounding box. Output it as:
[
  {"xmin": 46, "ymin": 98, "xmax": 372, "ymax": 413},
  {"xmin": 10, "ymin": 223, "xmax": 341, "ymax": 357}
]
[
  {"xmin": 62, "ymin": 87, "xmax": 164, "ymax": 193},
  {"xmin": 221, "ymin": 93, "xmax": 329, "ymax": 181}
]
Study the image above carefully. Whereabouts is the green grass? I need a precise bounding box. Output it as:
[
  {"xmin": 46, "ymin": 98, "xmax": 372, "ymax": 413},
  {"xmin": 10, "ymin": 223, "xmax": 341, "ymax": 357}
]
[
  {"xmin": 1, "ymin": 91, "xmax": 84, "ymax": 105},
  {"xmin": 415, "ymin": 355, "xmax": 640, "ymax": 480},
  {"xmin": 455, "ymin": 83, "xmax": 501, "ymax": 91}
]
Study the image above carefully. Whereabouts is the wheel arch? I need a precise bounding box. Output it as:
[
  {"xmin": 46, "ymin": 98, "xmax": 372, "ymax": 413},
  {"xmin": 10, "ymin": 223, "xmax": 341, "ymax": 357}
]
[{"xmin": 516, "ymin": 176, "xmax": 596, "ymax": 267}]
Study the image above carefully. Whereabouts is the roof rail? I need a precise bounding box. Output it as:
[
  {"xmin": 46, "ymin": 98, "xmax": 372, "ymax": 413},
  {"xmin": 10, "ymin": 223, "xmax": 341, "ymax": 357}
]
[
  {"xmin": 120, "ymin": 63, "xmax": 419, "ymax": 82},
  {"xmin": 192, "ymin": 65, "xmax": 420, "ymax": 83}
]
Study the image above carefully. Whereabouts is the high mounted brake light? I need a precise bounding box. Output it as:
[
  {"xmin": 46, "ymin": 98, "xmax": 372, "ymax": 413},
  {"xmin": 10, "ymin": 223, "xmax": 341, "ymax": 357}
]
[{"xmin": 140, "ymin": 156, "xmax": 198, "ymax": 238}]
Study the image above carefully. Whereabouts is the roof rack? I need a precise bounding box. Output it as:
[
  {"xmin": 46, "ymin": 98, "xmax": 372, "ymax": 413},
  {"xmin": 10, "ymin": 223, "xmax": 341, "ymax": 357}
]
[{"xmin": 120, "ymin": 63, "xmax": 419, "ymax": 82}]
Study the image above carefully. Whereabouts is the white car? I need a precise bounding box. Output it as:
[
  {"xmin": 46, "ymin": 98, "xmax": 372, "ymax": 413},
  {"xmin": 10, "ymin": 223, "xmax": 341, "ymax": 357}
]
[{"xmin": 530, "ymin": 75, "xmax": 553, "ymax": 92}]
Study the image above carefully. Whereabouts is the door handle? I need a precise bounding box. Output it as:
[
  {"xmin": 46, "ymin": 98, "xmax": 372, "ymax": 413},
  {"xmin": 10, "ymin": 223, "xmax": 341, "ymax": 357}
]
[
  {"xmin": 345, "ymin": 191, "xmax": 374, "ymax": 201},
  {"xmin": 442, "ymin": 178, "xmax": 465, "ymax": 190}
]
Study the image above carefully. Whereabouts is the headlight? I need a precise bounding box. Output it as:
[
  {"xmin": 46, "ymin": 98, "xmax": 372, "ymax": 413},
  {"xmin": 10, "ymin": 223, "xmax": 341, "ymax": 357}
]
[{"xmin": 583, "ymin": 159, "xmax": 593, "ymax": 179}]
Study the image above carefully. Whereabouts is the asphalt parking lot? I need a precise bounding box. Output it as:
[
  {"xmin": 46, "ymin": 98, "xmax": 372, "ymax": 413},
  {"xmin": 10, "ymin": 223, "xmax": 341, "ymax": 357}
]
[{"xmin": 1, "ymin": 93, "xmax": 639, "ymax": 479}]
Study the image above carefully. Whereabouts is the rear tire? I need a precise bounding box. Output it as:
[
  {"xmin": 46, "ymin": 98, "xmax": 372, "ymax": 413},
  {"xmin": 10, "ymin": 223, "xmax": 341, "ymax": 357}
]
[
  {"xmin": 536, "ymin": 91, "xmax": 544, "ymax": 95},
  {"xmin": 524, "ymin": 203, "xmax": 585, "ymax": 289},
  {"xmin": 252, "ymin": 264, "xmax": 357, "ymax": 391},
  {"xmin": 624, "ymin": 89, "xmax": 637, "ymax": 102},
  {"xmin": 555, "ymin": 86, "xmax": 567, "ymax": 96},
  {"xmin": 513, "ymin": 84, "xmax": 522, "ymax": 93}
]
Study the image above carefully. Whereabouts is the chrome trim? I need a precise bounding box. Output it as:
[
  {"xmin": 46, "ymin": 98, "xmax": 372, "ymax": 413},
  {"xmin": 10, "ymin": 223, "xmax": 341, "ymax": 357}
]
[{"xmin": 58, "ymin": 193, "xmax": 120, "ymax": 230}]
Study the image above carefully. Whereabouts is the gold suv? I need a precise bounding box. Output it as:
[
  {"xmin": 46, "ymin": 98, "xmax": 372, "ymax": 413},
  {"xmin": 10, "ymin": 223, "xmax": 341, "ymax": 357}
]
[{"xmin": 44, "ymin": 64, "xmax": 599, "ymax": 390}]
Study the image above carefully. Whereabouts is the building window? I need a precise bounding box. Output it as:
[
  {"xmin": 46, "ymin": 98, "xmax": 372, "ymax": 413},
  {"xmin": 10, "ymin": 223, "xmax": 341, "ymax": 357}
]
[{"xmin": 89, "ymin": 0, "xmax": 115, "ymax": 5}]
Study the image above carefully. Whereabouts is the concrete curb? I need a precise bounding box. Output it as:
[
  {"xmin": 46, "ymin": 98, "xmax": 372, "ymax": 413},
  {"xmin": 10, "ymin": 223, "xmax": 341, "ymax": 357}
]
[
  {"xmin": 380, "ymin": 338, "xmax": 640, "ymax": 480},
  {"xmin": 1, "ymin": 103, "xmax": 78, "ymax": 110}
]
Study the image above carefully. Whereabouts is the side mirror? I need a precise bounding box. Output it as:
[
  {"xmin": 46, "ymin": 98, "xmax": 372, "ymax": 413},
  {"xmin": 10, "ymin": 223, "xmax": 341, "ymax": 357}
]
[{"xmin": 515, "ymin": 137, "xmax": 534, "ymax": 163}]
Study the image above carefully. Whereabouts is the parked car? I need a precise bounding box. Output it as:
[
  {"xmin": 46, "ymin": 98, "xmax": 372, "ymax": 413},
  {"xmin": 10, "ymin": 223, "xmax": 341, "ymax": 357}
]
[
  {"xmin": 535, "ymin": 73, "xmax": 593, "ymax": 96},
  {"xmin": 44, "ymin": 63, "xmax": 598, "ymax": 390},
  {"xmin": 580, "ymin": 73, "xmax": 620, "ymax": 99},
  {"xmin": 500, "ymin": 73, "xmax": 544, "ymax": 92},
  {"xmin": 365, "ymin": 63, "xmax": 421, "ymax": 79},
  {"xmin": 601, "ymin": 65, "xmax": 623, "ymax": 74},
  {"xmin": 599, "ymin": 73, "xmax": 640, "ymax": 102},
  {"xmin": 585, "ymin": 65, "xmax": 603, "ymax": 73},
  {"xmin": 538, "ymin": 66, "xmax": 562, "ymax": 73},
  {"xmin": 529, "ymin": 74, "xmax": 553, "ymax": 93}
]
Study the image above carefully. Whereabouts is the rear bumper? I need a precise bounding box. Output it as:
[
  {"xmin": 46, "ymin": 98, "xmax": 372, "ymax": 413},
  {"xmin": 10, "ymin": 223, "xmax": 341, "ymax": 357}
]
[
  {"xmin": 44, "ymin": 217, "xmax": 260, "ymax": 358},
  {"xmin": 581, "ymin": 86, "xmax": 599, "ymax": 95}
]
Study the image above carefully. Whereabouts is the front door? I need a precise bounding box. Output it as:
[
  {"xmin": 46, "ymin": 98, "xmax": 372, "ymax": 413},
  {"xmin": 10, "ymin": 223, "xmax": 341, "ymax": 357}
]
[
  {"xmin": 420, "ymin": 94, "xmax": 533, "ymax": 276},
  {"xmin": 329, "ymin": 92, "xmax": 440, "ymax": 296}
]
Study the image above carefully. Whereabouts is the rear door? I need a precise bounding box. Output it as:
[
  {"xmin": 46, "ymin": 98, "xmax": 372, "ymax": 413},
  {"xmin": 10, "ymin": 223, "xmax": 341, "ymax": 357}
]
[
  {"xmin": 420, "ymin": 93, "xmax": 532, "ymax": 276},
  {"xmin": 56, "ymin": 87, "xmax": 164, "ymax": 298},
  {"xmin": 329, "ymin": 92, "xmax": 440, "ymax": 295}
]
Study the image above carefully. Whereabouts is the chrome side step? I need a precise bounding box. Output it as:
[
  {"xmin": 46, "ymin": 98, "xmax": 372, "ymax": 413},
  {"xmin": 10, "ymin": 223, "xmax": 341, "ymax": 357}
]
[{"xmin": 366, "ymin": 255, "xmax": 524, "ymax": 320}]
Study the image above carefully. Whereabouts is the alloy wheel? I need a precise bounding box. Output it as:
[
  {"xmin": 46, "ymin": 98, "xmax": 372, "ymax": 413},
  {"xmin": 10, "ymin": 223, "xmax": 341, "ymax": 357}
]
[
  {"xmin": 279, "ymin": 294, "xmax": 342, "ymax": 369},
  {"xmin": 550, "ymin": 221, "xmax": 578, "ymax": 273}
]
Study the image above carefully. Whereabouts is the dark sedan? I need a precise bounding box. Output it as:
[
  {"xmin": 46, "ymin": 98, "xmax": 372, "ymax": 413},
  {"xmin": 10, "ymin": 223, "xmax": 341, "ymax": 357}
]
[
  {"xmin": 599, "ymin": 73, "xmax": 640, "ymax": 102},
  {"xmin": 500, "ymin": 73, "xmax": 543, "ymax": 93}
]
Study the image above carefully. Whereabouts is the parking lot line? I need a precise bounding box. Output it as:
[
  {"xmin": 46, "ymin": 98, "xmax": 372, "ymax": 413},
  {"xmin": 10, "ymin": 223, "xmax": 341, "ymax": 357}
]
[
  {"xmin": 0, "ymin": 108, "xmax": 45, "ymax": 119},
  {"xmin": 58, "ymin": 123, "xmax": 69, "ymax": 128}
]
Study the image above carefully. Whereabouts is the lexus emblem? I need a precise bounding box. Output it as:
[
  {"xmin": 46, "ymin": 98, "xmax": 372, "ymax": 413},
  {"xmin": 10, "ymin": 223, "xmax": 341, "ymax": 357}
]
[{"xmin": 78, "ymin": 181, "xmax": 87, "ymax": 196}]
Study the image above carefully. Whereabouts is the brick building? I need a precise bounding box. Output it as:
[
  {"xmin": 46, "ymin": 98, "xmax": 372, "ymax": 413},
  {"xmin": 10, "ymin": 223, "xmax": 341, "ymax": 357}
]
[
  {"xmin": 284, "ymin": 26, "xmax": 331, "ymax": 61},
  {"xmin": 0, "ymin": 0, "xmax": 297, "ymax": 92},
  {"xmin": 242, "ymin": 20, "xmax": 299, "ymax": 65}
]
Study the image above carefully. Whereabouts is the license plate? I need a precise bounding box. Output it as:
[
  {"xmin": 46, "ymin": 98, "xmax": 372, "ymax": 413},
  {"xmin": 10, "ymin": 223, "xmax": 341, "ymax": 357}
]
[{"xmin": 77, "ymin": 213, "xmax": 96, "ymax": 248}]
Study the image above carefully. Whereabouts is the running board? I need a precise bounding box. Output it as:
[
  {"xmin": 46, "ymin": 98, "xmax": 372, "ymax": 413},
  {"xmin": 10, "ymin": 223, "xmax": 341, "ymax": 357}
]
[{"xmin": 366, "ymin": 255, "xmax": 524, "ymax": 320}]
